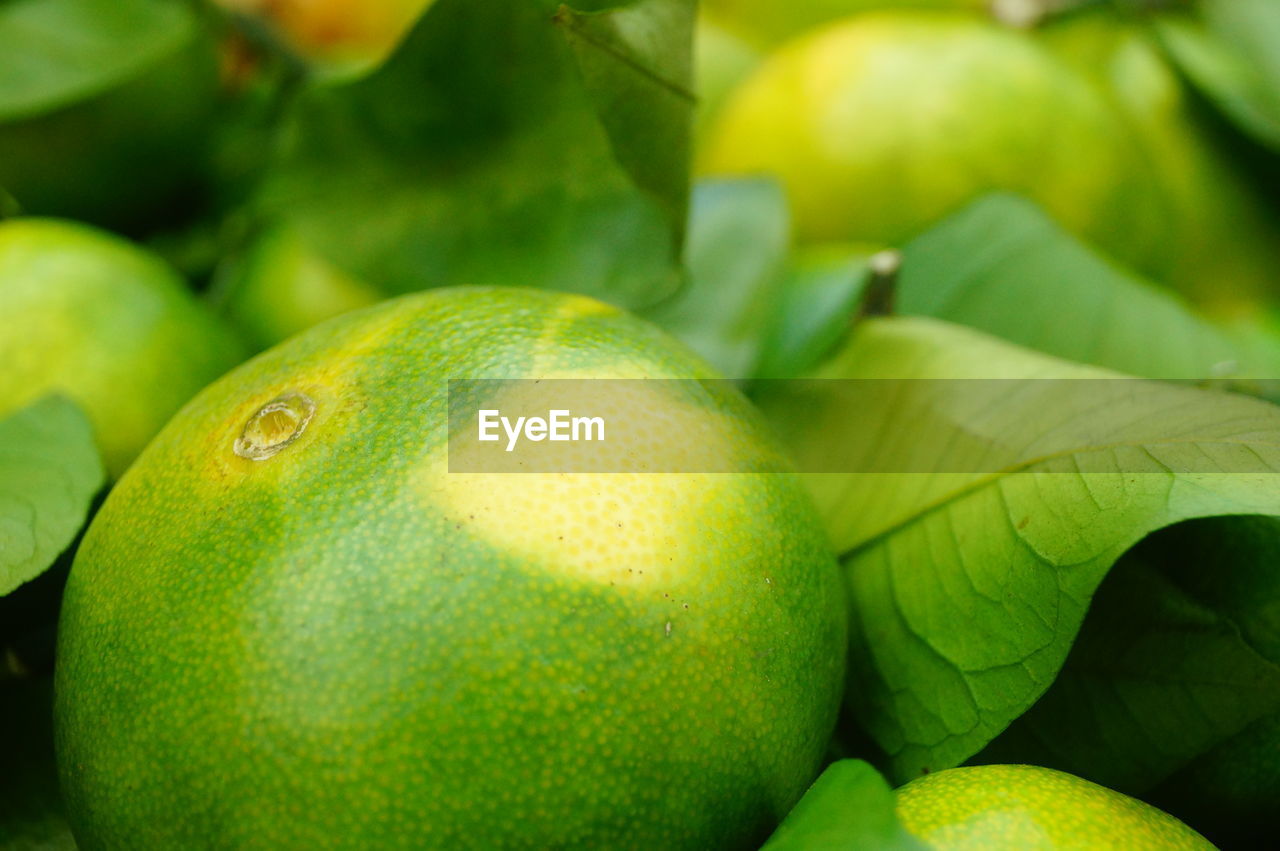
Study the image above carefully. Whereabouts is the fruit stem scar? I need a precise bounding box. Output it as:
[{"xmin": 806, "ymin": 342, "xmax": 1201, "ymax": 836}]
[
  {"xmin": 234, "ymin": 392, "xmax": 317, "ymax": 461},
  {"xmin": 856, "ymin": 249, "xmax": 902, "ymax": 322}
]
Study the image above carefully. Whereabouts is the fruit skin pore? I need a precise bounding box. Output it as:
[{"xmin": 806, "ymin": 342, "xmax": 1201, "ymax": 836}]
[
  {"xmin": 701, "ymin": 12, "xmax": 1167, "ymax": 277},
  {"xmin": 896, "ymin": 764, "xmax": 1216, "ymax": 850},
  {"xmin": 0, "ymin": 218, "xmax": 247, "ymax": 477},
  {"xmin": 55, "ymin": 287, "xmax": 848, "ymax": 850}
]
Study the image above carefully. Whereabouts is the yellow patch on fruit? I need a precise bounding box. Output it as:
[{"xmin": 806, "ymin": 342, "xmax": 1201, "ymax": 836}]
[
  {"xmin": 431, "ymin": 468, "xmax": 724, "ymax": 588},
  {"xmin": 432, "ymin": 369, "xmax": 756, "ymax": 588},
  {"xmin": 554, "ymin": 293, "xmax": 623, "ymax": 321}
]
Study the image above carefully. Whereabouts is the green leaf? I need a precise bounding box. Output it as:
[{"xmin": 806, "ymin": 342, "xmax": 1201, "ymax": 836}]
[
  {"xmin": 0, "ymin": 678, "xmax": 76, "ymax": 850},
  {"xmin": 1153, "ymin": 1, "xmax": 1280, "ymax": 150},
  {"xmin": 761, "ymin": 760, "xmax": 927, "ymax": 851},
  {"xmin": 755, "ymin": 316, "xmax": 1280, "ymax": 783},
  {"xmin": 0, "ymin": 0, "xmax": 197, "ymax": 122},
  {"xmin": 897, "ymin": 194, "xmax": 1280, "ymax": 383},
  {"xmin": 753, "ymin": 245, "xmax": 874, "ymax": 381},
  {"xmin": 643, "ymin": 178, "xmax": 789, "ymax": 377},
  {"xmin": 1, "ymin": 397, "xmax": 104, "ymax": 598},
  {"xmin": 1150, "ymin": 710, "xmax": 1280, "ymax": 847},
  {"xmin": 556, "ymin": 0, "xmax": 694, "ymax": 232},
  {"xmin": 256, "ymin": 0, "xmax": 695, "ymax": 308},
  {"xmin": 975, "ymin": 524, "xmax": 1280, "ymax": 790},
  {"xmin": 646, "ymin": 178, "xmax": 873, "ymax": 380},
  {"xmin": 976, "ymin": 514, "xmax": 1280, "ymax": 845}
]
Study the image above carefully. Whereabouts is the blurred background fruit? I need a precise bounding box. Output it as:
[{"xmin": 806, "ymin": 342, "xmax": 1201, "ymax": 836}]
[
  {"xmin": 703, "ymin": 0, "xmax": 987, "ymax": 48},
  {"xmin": 57, "ymin": 286, "xmax": 847, "ymax": 850},
  {"xmin": 0, "ymin": 219, "xmax": 247, "ymax": 477},
  {"xmin": 212, "ymin": 224, "xmax": 384, "ymax": 350},
  {"xmin": 700, "ymin": 12, "xmax": 1173, "ymax": 286},
  {"xmin": 694, "ymin": 13, "xmax": 761, "ymax": 138},
  {"xmin": 1039, "ymin": 8, "xmax": 1280, "ymax": 317},
  {"xmin": 214, "ymin": 0, "xmax": 437, "ymax": 76}
]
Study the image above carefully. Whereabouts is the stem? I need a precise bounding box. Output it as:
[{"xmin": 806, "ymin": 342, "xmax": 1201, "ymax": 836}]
[
  {"xmin": 1114, "ymin": 0, "xmax": 1196, "ymax": 14},
  {"xmin": 989, "ymin": 0, "xmax": 1109, "ymax": 28},
  {"xmin": 857, "ymin": 250, "xmax": 902, "ymax": 321}
]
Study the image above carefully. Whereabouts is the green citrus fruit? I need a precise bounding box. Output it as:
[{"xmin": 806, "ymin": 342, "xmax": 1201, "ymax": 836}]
[
  {"xmin": 215, "ymin": 224, "xmax": 384, "ymax": 350},
  {"xmin": 896, "ymin": 765, "xmax": 1216, "ymax": 849},
  {"xmin": 0, "ymin": 7, "xmax": 220, "ymax": 234},
  {"xmin": 699, "ymin": 12, "xmax": 1169, "ymax": 275},
  {"xmin": 55, "ymin": 286, "xmax": 848, "ymax": 849},
  {"xmin": 695, "ymin": 14, "xmax": 763, "ymax": 138},
  {"xmin": 0, "ymin": 219, "xmax": 247, "ymax": 477},
  {"xmin": 1038, "ymin": 12, "xmax": 1280, "ymax": 316}
]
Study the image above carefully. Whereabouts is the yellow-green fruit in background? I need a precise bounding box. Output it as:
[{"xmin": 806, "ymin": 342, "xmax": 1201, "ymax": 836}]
[
  {"xmin": 700, "ymin": 13, "xmax": 1169, "ymax": 275},
  {"xmin": 0, "ymin": 219, "xmax": 247, "ymax": 477},
  {"xmin": 1039, "ymin": 12, "xmax": 1280, "ymax": 317},
  {"xmin": 215, "ymin": 224, "xmax": 384, "ymax": 350},
  {"xmin": 216, "ymin": 0, "xmax": 436, "ymax": 76},
  {"xmin": 695, "ymin": 14, "xmax": 763, "ymax": 139},
  {"xmin": 897, "ymin": 765, "xmax": 1216, "ymax": 849},
  {"xmin": 56, "ymin": 287, "xmax": 848, "ymax": 849},
  {"xmin": 703, "ymin": 0, "xmax": 987, "ymax": 48},
  {"xmin": 0, "ymin": 7, "xmax": 220, "ymax": 234}
]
